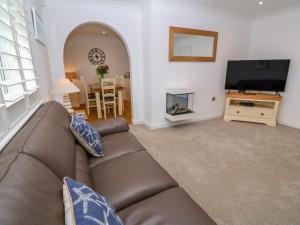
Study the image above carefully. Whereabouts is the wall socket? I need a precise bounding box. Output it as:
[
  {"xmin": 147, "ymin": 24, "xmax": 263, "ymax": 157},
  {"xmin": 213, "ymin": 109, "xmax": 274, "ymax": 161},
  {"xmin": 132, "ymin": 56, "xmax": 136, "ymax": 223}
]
[{"xmin": 212, "ymin": 97, "xmax": 216, "ymax": 102}]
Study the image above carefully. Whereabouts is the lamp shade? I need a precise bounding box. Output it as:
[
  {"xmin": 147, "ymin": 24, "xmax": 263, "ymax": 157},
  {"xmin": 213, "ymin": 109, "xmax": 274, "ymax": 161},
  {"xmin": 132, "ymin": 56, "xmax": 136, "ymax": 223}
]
[
  {"xmin": 51, "ymin": 78, "xmax": 80, "ymax": 95},
  {"xmin": 65, "ymin": 72, "xmax": 77, "ymax": 81}
]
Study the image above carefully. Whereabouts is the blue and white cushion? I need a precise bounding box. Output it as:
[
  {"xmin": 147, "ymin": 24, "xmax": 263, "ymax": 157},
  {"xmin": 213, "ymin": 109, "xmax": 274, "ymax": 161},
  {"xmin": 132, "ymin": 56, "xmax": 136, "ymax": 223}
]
[
  {"xmin": 63, "ymin": 177, "xmax": 123, "ymax": 225},
  {"xmin": 70, "ymin": 113, "xmax": 103, "ymax": 157}
]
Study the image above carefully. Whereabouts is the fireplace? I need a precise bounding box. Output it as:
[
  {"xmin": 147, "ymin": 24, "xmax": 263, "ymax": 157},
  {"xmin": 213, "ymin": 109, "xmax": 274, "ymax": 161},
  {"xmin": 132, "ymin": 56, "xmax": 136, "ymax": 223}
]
[
  {"xmin": 166, "ymin": 93, "xmax": 194, "ymax": 115},
  {"xmin": 165, "ymin": 86, "xmax": 195, "ymax": 121}
]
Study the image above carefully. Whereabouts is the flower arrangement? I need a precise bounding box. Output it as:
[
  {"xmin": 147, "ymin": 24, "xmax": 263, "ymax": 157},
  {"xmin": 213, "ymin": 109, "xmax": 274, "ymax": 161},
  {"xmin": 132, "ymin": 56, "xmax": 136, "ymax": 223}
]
[{"xmin": 96, "ymin": 64, "xmax": 109, "ymax": 79}]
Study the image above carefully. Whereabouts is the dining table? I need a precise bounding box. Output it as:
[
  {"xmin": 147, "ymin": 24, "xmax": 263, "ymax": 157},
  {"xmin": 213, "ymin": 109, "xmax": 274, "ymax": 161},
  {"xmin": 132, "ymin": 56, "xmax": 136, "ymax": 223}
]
[{"xmin": 89, "ymin": 83, "xmax": 125, "ymax": 119}]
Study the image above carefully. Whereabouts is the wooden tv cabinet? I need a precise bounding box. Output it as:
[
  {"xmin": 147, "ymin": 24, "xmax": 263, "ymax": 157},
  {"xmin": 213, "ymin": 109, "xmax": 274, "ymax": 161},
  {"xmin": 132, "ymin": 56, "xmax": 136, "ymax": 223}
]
[{"xmin": 223, "ymin": 92, "xmax": 282, "ymax": 127}]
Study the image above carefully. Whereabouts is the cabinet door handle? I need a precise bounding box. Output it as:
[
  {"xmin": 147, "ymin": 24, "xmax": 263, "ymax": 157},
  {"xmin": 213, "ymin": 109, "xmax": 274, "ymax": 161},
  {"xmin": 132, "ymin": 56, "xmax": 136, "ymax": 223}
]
[
  {"xmin": 237, "ymin": 111, "xmax": 240, "ymax": 114},
  {"xmin": 261, "ymin": 113, "xmax": 264, "ymax": 116}
]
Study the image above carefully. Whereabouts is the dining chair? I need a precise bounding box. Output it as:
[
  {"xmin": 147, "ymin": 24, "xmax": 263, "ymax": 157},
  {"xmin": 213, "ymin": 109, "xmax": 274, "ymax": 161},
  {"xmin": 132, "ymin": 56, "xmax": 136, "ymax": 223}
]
[
  {"xmin": 115, "ymin": 75, "xmax": 125, "ymax": 112},
  {"xmin": 101, "ymin": 78, "xmax": 117, "ymax": 119},
  {"xmin": 80, "ymin": 76, "xmax": 96, "ymax": 115}
]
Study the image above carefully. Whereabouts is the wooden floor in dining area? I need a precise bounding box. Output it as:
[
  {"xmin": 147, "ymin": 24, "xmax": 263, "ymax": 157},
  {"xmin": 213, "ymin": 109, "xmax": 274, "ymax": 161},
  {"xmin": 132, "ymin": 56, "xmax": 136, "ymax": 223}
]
[{"xmin": 73, "ymin": 100, "xmax": 132, "ymax": 124}]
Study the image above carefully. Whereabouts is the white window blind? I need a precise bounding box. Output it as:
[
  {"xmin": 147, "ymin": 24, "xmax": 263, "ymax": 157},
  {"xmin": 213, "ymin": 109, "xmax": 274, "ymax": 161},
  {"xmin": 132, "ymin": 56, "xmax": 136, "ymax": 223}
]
[
  {"xmin": 0, "ymin": 0, "xmax": 42, "ymax": 149},
  {"xmin": 0, "ymin": 0, "xmax": 38, "ymax": 105}
]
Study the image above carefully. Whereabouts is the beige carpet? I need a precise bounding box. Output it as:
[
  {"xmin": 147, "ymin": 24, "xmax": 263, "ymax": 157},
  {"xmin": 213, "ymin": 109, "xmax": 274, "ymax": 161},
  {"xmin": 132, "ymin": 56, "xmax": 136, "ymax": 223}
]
[{"xmin": 130, "ymin": 119, "xmax": 300, "ymax": 225}]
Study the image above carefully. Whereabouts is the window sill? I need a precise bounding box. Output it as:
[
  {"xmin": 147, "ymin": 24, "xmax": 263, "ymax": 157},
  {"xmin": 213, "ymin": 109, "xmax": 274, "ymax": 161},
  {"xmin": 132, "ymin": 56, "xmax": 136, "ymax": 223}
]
[
  {"xmin": 5, "ymin": 95, "xmax": 26, "ymax": 108},
  {"xmin": 27, "ymin": 86, "xmax": 40, "ymax": 95},
  {"xmin": 3, "ymin": 87, "xmax": 40, "ymax": 108},
  {"xmin": 25, "ymin": 78, "xmax": 37, "ymax": 81}
]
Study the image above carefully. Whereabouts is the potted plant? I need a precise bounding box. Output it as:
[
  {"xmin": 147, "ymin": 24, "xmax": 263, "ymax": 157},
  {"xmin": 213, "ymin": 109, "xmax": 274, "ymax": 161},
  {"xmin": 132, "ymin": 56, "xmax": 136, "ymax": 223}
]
[{"xmin": 96, "ymin": 64, "xmax": 109, "ymax": 79}]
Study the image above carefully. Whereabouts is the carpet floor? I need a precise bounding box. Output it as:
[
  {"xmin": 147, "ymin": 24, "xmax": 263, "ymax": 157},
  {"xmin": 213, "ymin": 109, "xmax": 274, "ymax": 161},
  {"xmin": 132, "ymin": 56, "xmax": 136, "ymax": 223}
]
[{"xmin": 130, "ymin": 119, "xmax": 300, "ymax": 225}]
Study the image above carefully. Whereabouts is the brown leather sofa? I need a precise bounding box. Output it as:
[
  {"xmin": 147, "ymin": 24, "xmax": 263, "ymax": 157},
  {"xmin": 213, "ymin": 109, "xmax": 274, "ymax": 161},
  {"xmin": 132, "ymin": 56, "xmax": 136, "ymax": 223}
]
[{"xmin": 0, "ymin": 101, "xmax": 216, "ymax": 225}]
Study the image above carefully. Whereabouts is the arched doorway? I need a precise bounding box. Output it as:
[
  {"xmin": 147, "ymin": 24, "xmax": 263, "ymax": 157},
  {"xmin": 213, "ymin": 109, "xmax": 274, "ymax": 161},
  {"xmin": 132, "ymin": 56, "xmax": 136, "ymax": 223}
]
[{"xmin": 63, "ymin": 22, "xmax": 132, "ymax": 123}]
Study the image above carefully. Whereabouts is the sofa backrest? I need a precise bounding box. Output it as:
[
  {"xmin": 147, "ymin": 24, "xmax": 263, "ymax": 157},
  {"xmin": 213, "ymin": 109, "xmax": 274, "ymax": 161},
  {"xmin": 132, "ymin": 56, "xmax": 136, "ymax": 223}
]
[
  {"xmin": 2, "ymin": 101, "xmax": 76, "ymax": 179},
  {"xmin": 0, "ymin": 101, "xmax": 80, "ymax": 225}
]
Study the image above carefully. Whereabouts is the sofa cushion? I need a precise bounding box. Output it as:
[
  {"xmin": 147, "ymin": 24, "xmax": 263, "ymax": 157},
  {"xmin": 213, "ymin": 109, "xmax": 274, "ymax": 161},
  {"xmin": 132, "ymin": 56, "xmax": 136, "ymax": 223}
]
[
  {"xmin": 22, "ymin": 116, "xmax": 76, "ymax": 179},
  {"xmin": 89, "ymin": 132, "xmax": 145, "ymax": 166},
  {"xmin": 0, "ymin": 154, "xmax": 65, "ymax": 225},
  {"xmin": 75, "ymin": 145, "xmax": 92, "ymax": 187},
  {"xmin": 63, "ymin": 177, "xmax": 123, "ymax": 225},
  {"xmin": 118, "ymin": 187, "xmax": 217, "ymax": 225},
  {"xmin": 90, "ymin": 151, "xmax": 178, "ymax": 211},
  {"xmin": 70, "ymin": 114, "xmax": 104, "ymax": 157},
  {"xmin": 33, "ymin": 101, "xmax": 72, "ymax": 134}
]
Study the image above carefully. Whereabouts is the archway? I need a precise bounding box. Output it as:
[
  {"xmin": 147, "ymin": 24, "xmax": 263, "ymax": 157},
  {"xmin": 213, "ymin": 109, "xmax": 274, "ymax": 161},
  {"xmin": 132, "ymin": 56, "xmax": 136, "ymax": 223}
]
[{"xmin": 63, "ymin": 22, "xmax": 132, "ymax": 123}]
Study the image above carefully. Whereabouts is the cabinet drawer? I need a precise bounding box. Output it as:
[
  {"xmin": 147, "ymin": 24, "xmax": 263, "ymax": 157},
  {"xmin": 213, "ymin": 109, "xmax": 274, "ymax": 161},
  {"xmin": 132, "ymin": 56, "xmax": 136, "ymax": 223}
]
[{"xmin": 228, "ymin": 107, "xmax": 273, "ymax": 119}]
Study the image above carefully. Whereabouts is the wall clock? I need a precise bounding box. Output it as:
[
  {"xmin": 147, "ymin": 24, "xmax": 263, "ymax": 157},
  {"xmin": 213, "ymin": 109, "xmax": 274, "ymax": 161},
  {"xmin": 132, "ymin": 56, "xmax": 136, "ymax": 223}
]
[{"xmin": 88, "ymin": 48, "xmax": 105, "ymax": 65}]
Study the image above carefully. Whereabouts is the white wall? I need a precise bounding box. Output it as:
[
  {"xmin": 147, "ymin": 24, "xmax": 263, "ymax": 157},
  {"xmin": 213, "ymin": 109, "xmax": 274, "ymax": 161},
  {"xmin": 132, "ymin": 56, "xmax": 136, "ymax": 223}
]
[
  {"xmin": 141, "ymin": 0, "xmax": 152, "ymax": 125},
  {"xmin": 43, "ymin": 0, "xmax": 144, "ymax": 122},
  {"xmin": 249, "ymin": 8, "xmax": 300, "ymax": 129},
  {"xmin": 29, "ymin": 0, "xmax": 53, "ymax": 101},
  {"xmin": 64, "ymin": 34, "xmax": 130, "ymax": 102},
  {"xmin": 146, "ymin": 1, "xmax": 251, "ymax": 128}
]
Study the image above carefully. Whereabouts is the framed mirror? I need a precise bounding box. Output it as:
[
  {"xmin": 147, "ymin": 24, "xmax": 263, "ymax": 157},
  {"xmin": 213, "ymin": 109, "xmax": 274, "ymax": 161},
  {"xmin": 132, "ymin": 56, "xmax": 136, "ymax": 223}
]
[{"xmin": 169, "ymin": 26, "xmax": 218, "ymax": 62}]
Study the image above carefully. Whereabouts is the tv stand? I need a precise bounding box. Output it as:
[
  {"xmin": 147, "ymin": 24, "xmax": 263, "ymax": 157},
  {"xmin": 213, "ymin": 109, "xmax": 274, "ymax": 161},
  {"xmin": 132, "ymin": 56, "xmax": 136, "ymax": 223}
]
[
  {"xmin": 243, "ymin": 92, "xmax": 257, "ymax": 95},
  {"xmin": 238, "ymin": 90, "xmax": 257, "ymax": 95},
  {"xmin": 224, "ymin": 92, "xmax": 282, "ymax": 127}
]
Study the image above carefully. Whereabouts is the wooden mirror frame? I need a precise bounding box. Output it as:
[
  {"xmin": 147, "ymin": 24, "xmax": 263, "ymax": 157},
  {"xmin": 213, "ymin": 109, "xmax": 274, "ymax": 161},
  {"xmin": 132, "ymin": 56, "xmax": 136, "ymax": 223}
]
[{"xmin": 169, "ymin": 26, "xmax": 218, "ymax": 62}]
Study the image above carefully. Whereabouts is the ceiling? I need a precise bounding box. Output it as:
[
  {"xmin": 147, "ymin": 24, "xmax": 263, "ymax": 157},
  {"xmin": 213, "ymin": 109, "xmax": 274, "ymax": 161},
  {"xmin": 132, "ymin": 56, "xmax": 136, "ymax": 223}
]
[
  {"xmin": 60, "ymin": 0, "xmax": 300, "ymax": 18},
  {"xmin": 180, "ymin": 0, "xmax": 300, "ymax": 17},
  {"xmin": 68, "ymin": 23, "xmax": 120, "ymax": 39}
]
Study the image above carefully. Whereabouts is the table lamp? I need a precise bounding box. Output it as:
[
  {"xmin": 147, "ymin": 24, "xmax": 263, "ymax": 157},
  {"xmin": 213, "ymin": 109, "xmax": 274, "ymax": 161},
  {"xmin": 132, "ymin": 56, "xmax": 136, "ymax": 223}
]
[
  {"xmin": 51, "ymin": 78, "xmax": 80, "ymax": 113},
  {"xmin": 65, "ymin": 72, "xmax": 77, "ymax": 81}
]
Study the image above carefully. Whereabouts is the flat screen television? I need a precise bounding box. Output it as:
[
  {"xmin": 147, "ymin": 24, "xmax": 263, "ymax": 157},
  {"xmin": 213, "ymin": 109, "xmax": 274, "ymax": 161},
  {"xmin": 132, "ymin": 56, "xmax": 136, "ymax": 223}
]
[{"xmin": 225, "ymin": 60, "xmax": 290, "ymax": 92}]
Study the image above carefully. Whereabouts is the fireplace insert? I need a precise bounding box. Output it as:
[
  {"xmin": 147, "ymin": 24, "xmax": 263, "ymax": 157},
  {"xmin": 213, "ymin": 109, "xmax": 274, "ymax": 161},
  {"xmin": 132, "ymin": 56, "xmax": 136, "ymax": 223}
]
[{"xmin": 166, "ymin": 93, "xmax": 194, "ymax": 116}]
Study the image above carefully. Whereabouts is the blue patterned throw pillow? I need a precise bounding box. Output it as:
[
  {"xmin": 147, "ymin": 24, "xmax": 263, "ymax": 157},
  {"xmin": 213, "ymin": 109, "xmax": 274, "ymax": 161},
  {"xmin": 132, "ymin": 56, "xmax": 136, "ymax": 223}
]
[
  {"xmin": 70, "ymin": 113, "xmax": 103, "ymax": 157},
  {"xmin": 63, "ymin": 177, "xmax": 123, "ymax": 225}
]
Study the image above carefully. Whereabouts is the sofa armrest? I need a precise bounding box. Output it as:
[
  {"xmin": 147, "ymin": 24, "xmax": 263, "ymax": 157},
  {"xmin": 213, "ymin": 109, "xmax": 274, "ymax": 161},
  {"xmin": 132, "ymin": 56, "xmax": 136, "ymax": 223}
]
[{"xmin": 92, "ymin": 117, "xmax": 129, "ymax": 136}]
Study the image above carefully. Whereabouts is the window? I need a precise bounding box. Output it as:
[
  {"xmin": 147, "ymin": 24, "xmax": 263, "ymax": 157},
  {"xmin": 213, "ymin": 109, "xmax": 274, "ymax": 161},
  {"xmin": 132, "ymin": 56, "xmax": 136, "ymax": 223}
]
[
  {"xmin": 0, "ymin": 0, "xmax": 38, "ymax": 105},
  {"xmin": 0, "ymin": 0, "xmax": 41, "ymax": 148}
]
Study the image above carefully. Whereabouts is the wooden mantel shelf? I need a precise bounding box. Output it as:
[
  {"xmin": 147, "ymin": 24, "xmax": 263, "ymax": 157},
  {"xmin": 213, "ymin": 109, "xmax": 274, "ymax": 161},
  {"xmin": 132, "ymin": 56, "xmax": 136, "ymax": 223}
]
[{"xmin": 226, "ymin": 92, "xmax": 282, "ymax": 101}]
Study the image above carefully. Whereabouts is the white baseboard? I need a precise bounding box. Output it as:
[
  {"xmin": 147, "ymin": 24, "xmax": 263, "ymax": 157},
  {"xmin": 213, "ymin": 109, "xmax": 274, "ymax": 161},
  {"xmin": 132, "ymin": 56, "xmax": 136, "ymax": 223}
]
[
  {"xmin": 131, "ymin": 119, "xmax": 145, "ymax": 125},
  {"xmin": 141, "ymin": 114, "xmax": 223, "ymax": 130},
  {"xmin": 143, "ymin": 117, "xmax": 300, "ymax": 130},
  {"xmin": 278, "ymin": 120, "xmax": 300, "ymax": 129},
  {"xmin": 144, "ymin": 121, "xmax": 153, "ymax": 129}
]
